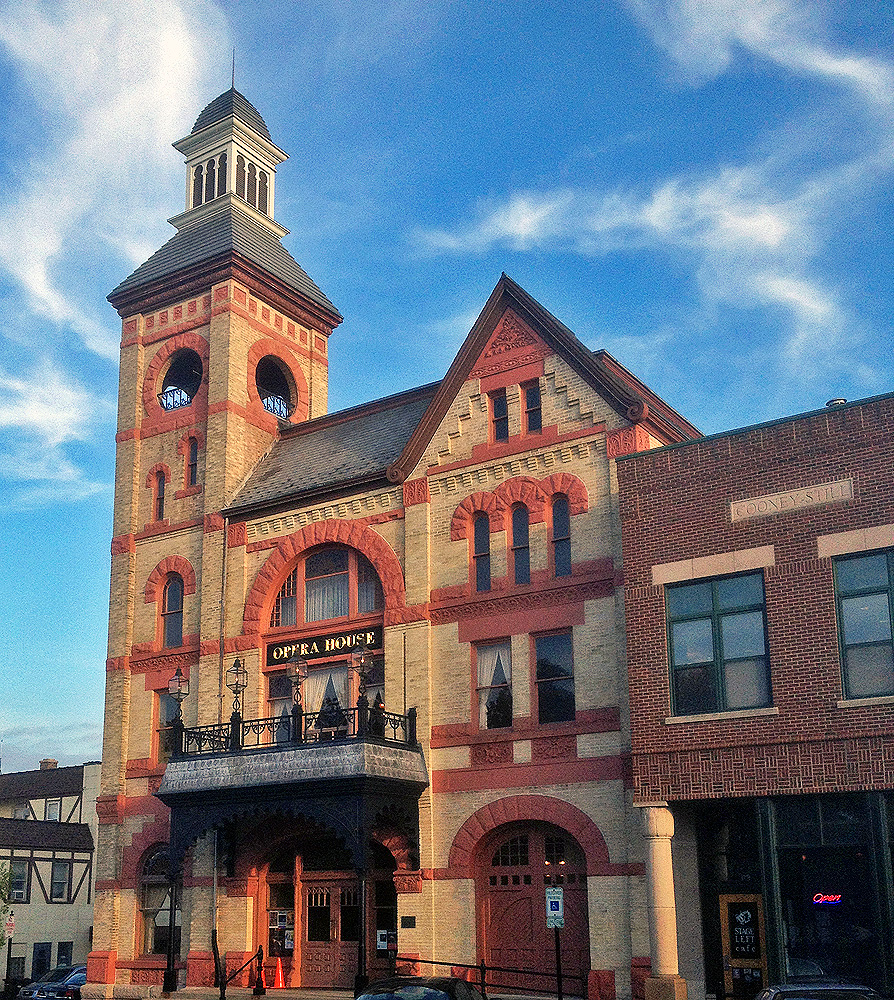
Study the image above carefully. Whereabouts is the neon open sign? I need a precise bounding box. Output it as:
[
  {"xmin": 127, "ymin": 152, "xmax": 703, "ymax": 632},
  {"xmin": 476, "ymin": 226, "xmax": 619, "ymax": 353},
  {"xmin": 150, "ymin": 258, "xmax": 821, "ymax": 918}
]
[{"xmin": 813, "ymin": 893, "xmax": 842, "ymax": 905}]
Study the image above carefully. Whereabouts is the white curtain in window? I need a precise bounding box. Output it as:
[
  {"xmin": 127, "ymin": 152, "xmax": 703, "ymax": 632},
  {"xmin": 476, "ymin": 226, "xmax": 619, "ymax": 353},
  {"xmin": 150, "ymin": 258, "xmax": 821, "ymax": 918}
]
[
  {"xmin": 477, "ymin": 643, "xmax": 510, "ymax": 727},
  {"xmin": 303, "ymin": 666, "xmax": 349, "ymax": 714},
  {"xmin": 305, "ymin": 575, "xmax": 349, "ymax": 621}
]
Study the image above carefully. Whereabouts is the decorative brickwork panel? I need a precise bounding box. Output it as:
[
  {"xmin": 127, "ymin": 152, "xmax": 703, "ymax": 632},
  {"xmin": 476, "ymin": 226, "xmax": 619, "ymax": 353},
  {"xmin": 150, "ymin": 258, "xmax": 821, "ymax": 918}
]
[{"xmin": 471, "ymin": 742, "xmax": 513, "ymax": 766}]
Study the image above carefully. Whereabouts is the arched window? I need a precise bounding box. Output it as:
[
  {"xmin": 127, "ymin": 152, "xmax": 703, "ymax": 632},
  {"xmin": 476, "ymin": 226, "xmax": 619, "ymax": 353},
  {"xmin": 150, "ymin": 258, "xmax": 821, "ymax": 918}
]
[
  {"xmin": 187, "ymin": 438, "xmax": 199, "ymax": 487},
  {"xmin": 474, "ymin": 513, "xmax": 491, "ymax": 592},
  {"xmin": 256, "ymin": 356, "xmax": 294, "ymax": 418},
  {"xmin": 204, "ymin": 157, "xmax": 216, "ymax": 202},
  {"xmin": 162, "ymin": 574, "xmax": 184, "ymax": 648},
  {"xmin": 259, "ymin": 170, "xmax": 269, "ymax": 214},
  {"xmin": 551, "ymin": 495, "xmax": 571, "ymax": 578},
  {"xmin": 154, "ymin": 471, "xmax": 166, "ymax": 521},
  {"xmin": 140, "ymin": 847, "xmax": 181, "ymax": 956},
  {"xmin": 268, "ymin": 548, "xmax": 385, "ymax": 721},
  {"xmin": 270, "ymin": 548, "xmax": 384, "ymax": 629},
  {"xmin": 216, "ymin": 152, "xmax": 227, "ymax": 196},
  {"xmin": 247, "ymin": 162, "xmax": 258, "ymax": 207},
  {"xmin": 192, "ymin": 165, "xmax": 203, "ymax": 208},
  {"xmin": 511, "ymin": 505, "xmax": 530, "ymax": 585},
  {"xmin": 236, "ymin": 154, "xmax": 246, "ymax": 200},
  {"xmin": 159, "ymin": 348, "xmax": 203, "ymax": 411}
]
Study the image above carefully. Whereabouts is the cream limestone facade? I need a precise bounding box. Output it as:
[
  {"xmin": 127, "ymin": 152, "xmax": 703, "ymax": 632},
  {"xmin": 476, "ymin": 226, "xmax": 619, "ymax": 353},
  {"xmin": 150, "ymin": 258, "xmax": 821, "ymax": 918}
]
[{"xmin": 87, "ymin": 89, "xmax": 699, "ymax": 1000}]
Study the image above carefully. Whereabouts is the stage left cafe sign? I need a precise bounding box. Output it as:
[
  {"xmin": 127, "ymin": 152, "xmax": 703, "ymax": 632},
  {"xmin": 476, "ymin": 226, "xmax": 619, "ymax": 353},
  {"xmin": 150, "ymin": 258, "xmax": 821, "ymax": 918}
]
[{"xmin": 267, "ymin": 625, "xmax": 384, "ymax": 666}]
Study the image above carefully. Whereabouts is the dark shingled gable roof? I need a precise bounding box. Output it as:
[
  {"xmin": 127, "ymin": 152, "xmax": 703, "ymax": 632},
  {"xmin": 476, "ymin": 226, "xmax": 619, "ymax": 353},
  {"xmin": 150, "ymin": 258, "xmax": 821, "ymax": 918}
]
[
  {"xmin": 0, "ymin": 764, "xmax": 84, "ymax": 800},
  {"xmin": 108, "ymin": 210, "xmax": 340, "ymax": 317},
  {"xmin": 192, "ymin": 87, "xmax": 272, "ymax": 141},
  {"xmin": 0, "ymin": 817, "xmax": 93, "ymax": 852},
  {"xmin": 228, "ymin": 382, "xmax": 440, "ymax": 514}
]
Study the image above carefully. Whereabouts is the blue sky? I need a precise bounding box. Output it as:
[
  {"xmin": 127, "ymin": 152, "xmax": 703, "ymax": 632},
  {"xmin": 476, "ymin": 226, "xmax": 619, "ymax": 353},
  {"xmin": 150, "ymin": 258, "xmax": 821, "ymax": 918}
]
[{"xmin": 0, "ymin": 0, "xmax": 891, "ymax": 772}]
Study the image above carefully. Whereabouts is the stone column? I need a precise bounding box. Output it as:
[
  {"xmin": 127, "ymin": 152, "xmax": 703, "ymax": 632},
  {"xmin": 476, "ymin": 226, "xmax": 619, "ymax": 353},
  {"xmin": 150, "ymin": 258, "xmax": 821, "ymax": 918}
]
[{"xmin": 641, "ymin": 805, "xmax": 687, "ymax": 1000}]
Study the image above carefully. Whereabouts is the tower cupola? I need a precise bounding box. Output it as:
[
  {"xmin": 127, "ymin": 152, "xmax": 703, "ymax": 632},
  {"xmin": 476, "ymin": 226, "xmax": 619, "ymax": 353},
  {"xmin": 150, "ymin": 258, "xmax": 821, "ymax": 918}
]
[{"xmin": 171, "ymin": 87, "xmax": 288, "ymax": 229}]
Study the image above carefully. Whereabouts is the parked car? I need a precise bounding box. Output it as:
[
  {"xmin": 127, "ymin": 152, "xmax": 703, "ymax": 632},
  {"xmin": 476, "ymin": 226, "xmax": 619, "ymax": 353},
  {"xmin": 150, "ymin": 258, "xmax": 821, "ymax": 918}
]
[
  {"xmin": 756, "ymin": 984, "xmax": 881, "ymax": 1000},
  {"xmin": 17, "ymin": 966, "xmax": 87, "ymax": 1000},
  {"xmin": 357, "ymin": 976, "xmax": 486, "ymax": 1000}
]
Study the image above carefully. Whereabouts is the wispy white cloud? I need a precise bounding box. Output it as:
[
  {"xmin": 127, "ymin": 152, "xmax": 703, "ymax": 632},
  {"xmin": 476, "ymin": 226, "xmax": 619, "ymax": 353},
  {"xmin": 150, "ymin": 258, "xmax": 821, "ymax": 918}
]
[
  {"xmin": 0, "ymin": 360, "xmax": 114, "ymax": 504},
  {"xmin": 0, "ymin": 0, "xmax": 230, "ymax": 502},
  {"xmin": 0, "ymin": 0, "xmax": 230, "ymax": 359},
  {"xmin": 416, "ymin": 0, "xmax": 894, "ymax": 385}
]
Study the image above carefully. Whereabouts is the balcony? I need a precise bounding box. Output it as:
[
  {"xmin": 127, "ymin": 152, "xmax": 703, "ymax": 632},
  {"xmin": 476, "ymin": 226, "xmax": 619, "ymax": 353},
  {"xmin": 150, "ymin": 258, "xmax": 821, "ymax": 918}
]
[{"xmin": 156, "ymin": 701, "xmax": 428, "ymax": 858}]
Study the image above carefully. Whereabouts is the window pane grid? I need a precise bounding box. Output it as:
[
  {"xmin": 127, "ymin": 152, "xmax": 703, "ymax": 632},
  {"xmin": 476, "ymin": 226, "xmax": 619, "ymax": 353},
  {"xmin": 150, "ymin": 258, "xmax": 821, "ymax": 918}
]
[
  {"xmin": 524, "ymin": 381, "xmax": 542, "ymax": 433},
  {"xmin": 667, "ymin": 572, "xmax": 770, "ymax": 715},
  {"xmin": 512, "ymin": 505, "xmax": 530, "ymax": 585},
  {"xmin": 835, "ymin": 550, "xmax": 894, "ymax": 699},
  {"xmin": 491, "ymin": 390, "xmax": 509, "ymax": 441}
]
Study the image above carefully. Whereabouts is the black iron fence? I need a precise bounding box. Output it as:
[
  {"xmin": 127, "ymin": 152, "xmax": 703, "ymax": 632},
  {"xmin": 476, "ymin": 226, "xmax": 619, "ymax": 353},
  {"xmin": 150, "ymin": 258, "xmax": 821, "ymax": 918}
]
[
  {"xmin": 394, "ymin": 955, "xmax": 587, "ymax": 1000},
  {"xmin": 171, "ymin": 704, "xmax": 417, "ymax": 756}
]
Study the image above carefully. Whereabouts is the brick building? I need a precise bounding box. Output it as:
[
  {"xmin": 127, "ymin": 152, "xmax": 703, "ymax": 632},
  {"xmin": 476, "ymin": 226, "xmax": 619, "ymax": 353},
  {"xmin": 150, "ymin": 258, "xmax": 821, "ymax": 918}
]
[
  {"xmin": 87, "ymin": 89, "xmax": 701, "ymax": 998},
  {"xmin": 617, "ymin": 393, "xmax": 894, "ymax": 999}
]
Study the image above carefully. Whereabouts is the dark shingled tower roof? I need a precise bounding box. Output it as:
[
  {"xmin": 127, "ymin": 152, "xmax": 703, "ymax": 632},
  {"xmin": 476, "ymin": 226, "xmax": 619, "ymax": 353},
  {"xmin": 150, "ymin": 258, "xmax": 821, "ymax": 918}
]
[
  {"xmin": 108, "ymin": 210, "xmax": 340, "ymax": 316},
  {"xmin": 191, "ymin": 87, "xmax": 272, "ymax": 141}
]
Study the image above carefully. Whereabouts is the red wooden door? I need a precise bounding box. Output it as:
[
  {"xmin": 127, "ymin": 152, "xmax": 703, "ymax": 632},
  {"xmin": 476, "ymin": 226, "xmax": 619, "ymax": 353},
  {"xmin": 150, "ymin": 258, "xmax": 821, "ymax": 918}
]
[{"xmin": 479, "ymin": 826, "xmax": 590, "ymax": 991}]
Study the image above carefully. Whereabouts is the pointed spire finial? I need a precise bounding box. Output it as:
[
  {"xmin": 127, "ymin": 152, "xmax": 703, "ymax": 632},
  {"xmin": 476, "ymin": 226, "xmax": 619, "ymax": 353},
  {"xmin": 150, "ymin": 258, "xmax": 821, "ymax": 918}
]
[{"xmin": 232, "ymin": 49, "xmax": 236, "ymax": 89}]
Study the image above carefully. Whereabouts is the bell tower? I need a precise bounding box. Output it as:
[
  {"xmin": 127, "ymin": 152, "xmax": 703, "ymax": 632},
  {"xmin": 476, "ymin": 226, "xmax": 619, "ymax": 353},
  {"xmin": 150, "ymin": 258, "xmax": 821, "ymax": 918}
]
[{"xmin": 92, "ymin": 89, "xmax": 342, "ymax": 987}]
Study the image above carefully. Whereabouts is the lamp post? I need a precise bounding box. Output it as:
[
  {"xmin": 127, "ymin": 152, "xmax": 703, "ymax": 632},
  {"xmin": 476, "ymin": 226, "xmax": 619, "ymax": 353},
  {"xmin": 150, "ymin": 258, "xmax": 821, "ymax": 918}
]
[
  {"xmin": 167, "ymin": 666, "xmax": 189, "ymax": 756},
  {"xmin": 226, "ymin": 658, "xmax": 247, "ymax": 750},
  {"xmin": 286, "ymin": 654, "xmax": 308, "ymax": 742},
  {"xmin": 352, "ymin": 640, "xmax": 373, "ymax": 735}
]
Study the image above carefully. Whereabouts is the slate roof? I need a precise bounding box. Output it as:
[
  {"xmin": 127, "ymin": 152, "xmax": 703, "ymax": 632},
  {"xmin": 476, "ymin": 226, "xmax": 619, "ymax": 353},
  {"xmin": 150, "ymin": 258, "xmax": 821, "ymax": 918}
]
[
  {"xmin": 0, "ymin": 764, "xmax": 84, "ymax": 800},
  {"xmin": 192, "ymin": 88, "xmax": 272, "ymax": 141},
  {"xmin": 0, "ymin": 817, "xmax": 94, "ymax": 852},
  {"xmin": 108, "ymin": 209, "xmax": 340, "ymax": 318},
  {"xmin": 228, "ymin": 382, "xmax": 440, "ymax": 514}
]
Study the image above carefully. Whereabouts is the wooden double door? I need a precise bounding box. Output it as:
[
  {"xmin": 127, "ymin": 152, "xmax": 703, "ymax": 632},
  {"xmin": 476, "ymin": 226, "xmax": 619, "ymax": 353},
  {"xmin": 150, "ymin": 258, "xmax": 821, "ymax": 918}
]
[
  {"xmin": 477, "ymin": 824, "xmax": 590, "ymax": 991},
  {"xmin": 267, "ymin": 869, "xmax": 397, "ymax": 988}
]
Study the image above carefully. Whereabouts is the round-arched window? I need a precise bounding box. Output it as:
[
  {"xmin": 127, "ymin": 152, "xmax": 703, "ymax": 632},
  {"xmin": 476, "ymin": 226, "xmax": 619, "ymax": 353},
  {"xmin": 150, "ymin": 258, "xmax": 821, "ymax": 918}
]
[
  {"xmin": 256, "ymin": 356, "xmax": 295, "ymax": 418},
  {"xmin": 159, "ymin": 349, "xmax": 203, "ymax": 411},
  {"xmin": 140, "ymin": 846, "xmax": 181, "ymax": 956}
]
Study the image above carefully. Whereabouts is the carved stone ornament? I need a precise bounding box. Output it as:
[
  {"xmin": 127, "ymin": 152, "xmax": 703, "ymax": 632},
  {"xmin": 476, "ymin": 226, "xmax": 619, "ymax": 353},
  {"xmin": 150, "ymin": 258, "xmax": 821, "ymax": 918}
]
[
  {"xmin": 606, "ymin": 424, "xmax": 651, "ymax": 459},
  {"xmin": 484, "ymin": 313, "xmax": 538, "ymax": 357}
]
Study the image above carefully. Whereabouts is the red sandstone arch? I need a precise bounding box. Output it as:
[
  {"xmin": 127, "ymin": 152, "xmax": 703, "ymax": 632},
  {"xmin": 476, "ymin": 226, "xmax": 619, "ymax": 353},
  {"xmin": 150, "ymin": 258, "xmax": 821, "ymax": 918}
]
[
  {"xmin": 247, "ymin": 338, "xmax": 310, "ymax": 424},
  {"xmin": 541, "ymin": 472, "xmax": 588, "ymax": 515},
  {"xmin": 448, "ymin": 795, "xmax": 610, "ymax": 876},
  {"xmin": 176, "ymin": 429, "xmax": 205, "ymax": 455},
  {"xmin": 243, "ymin": 520, "xmax": 406, "ymax": 635},
  {"xmin": 144, "ymin": 555, "xmax": 197, "ymax": 604},
  {"xmin": 142, "ymin": 331, "xmax": 210, "ymax": 418},
  {"xmin": 493, "ymin": 476, "xmax": 546, "ymax": 522},
  {"xmin": 449, "ymin": 492, "xmax": 505, "ymax": 541},
  {"xmin": 144, "ymin": 462, "xmax": 172, "ymax": 490}
]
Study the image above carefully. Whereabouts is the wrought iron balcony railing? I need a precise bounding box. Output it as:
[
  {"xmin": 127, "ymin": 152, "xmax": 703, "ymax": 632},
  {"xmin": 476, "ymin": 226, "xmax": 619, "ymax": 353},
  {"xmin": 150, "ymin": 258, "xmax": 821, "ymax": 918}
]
[{"xmin": 168, "ymin": 702, "xmax": 417, "ymax": 758}]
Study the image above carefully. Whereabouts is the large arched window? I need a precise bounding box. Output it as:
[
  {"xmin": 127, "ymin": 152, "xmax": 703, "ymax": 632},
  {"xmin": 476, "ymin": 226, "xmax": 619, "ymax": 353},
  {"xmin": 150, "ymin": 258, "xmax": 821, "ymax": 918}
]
[
  {"xmin": 268, "ymin": 547, "xmax": 385, "ymax": 720},
  {"xmin": 162, "ymin": 575, "xmax": 184, "ymax": 648},
  {"xmin": 159, "ymin": 348, "xmax": 203, "ymax": 411},
  {"xmin": 256, "ymin": 356, "xmax": 295, "ymax": 419},
  {"xmin": 140, "ymin": 847, "xmax": 181, "ymax": 956},
  {"xmin": 270, "ymin": 547, "xmax": 384, "ymax": 628}
]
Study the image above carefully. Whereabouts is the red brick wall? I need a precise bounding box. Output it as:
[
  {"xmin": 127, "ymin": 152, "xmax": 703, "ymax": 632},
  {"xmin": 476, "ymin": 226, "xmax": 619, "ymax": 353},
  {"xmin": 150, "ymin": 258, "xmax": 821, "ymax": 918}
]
[{"xmin": 617, "ymin": 394, "xmax": 894, "ymax": 801}]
